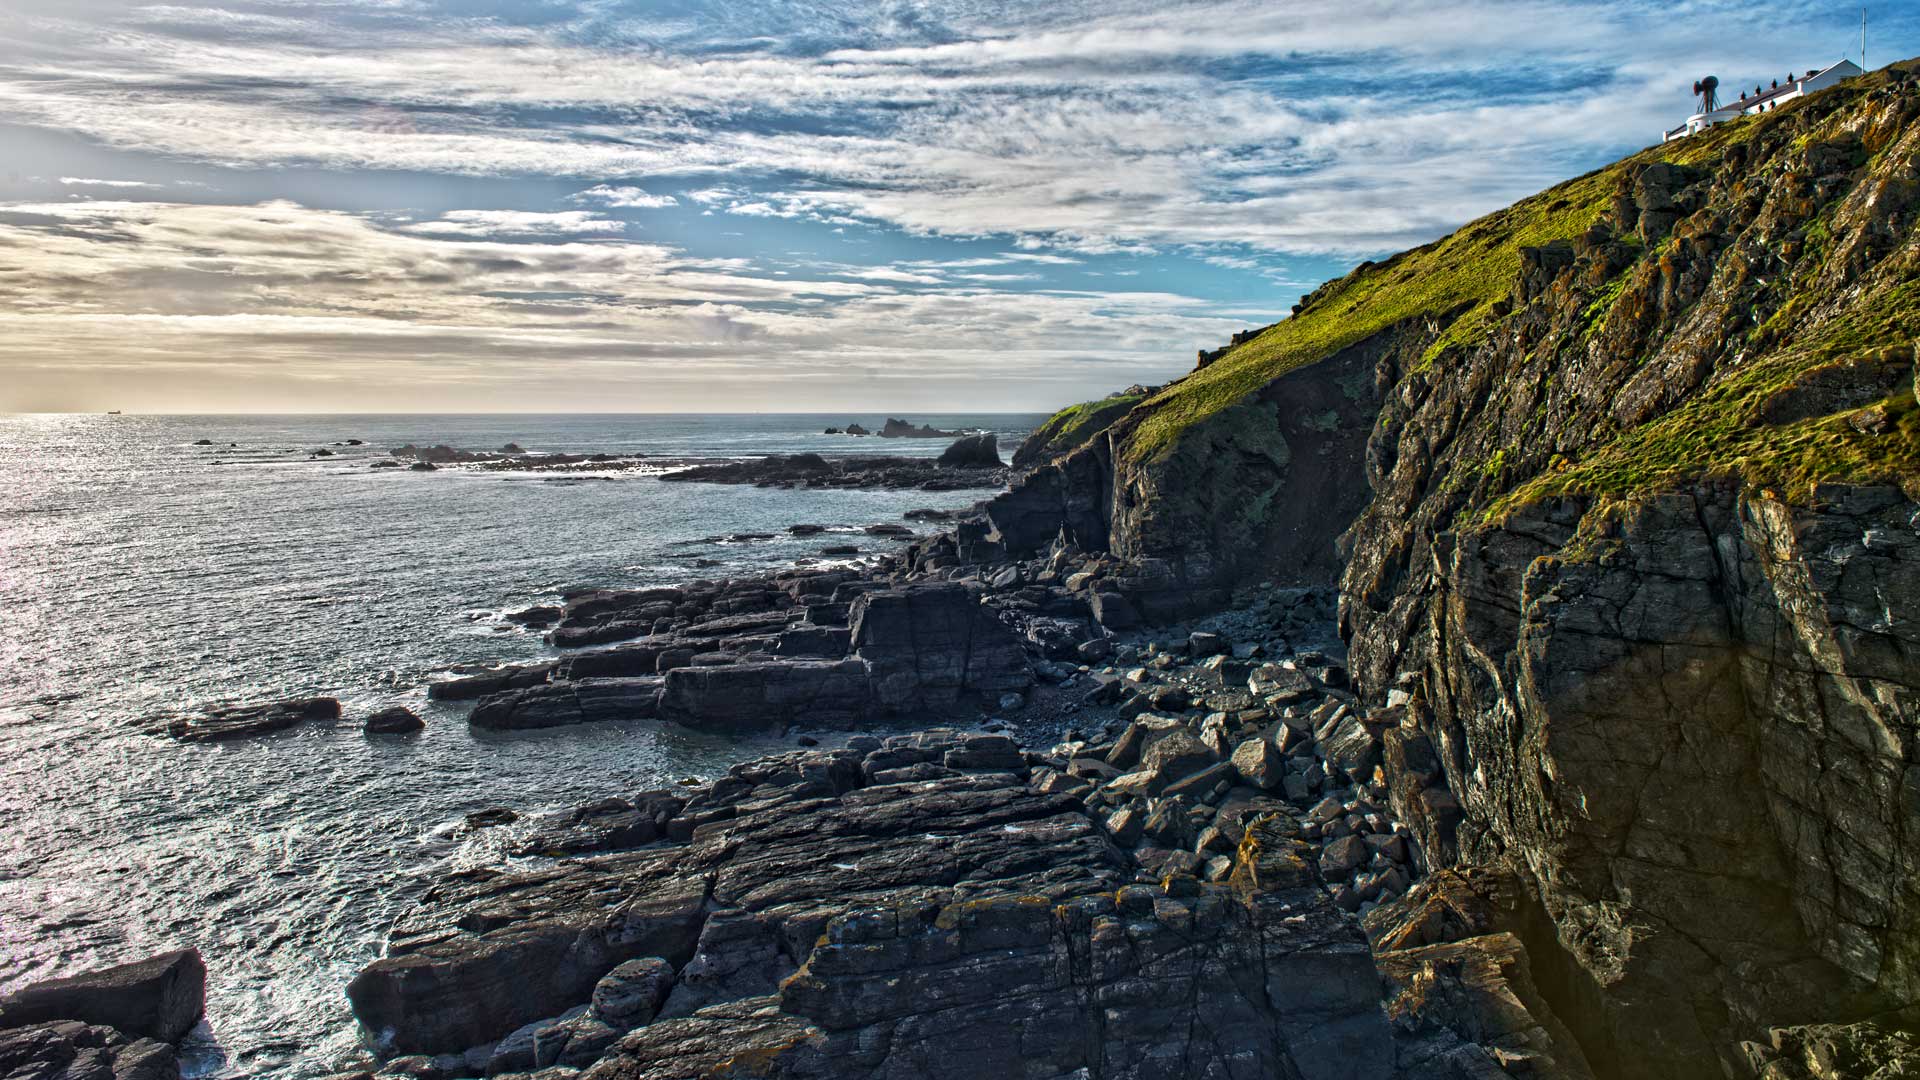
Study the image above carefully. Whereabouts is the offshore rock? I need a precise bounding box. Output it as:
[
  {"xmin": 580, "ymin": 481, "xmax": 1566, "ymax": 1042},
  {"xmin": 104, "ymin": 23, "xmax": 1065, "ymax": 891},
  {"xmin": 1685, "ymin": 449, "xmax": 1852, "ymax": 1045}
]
[
  {"xmin": 935, "ymin": 432, "xmax": 1001, "ymax": 468},
  {"xmin": 659, "ymin": 453, "xmax": 1007, "ymax": 491},
  {"xmin": 158, "ymin": 697, "xmax": 340, "ymax": 741},
  {"xmin": 362, "ymin": 706, "xmax": 423, "ymax": 734},
  {"xmin": 468, "ymin": 679, "xmax": 663, "ymax": 730}
]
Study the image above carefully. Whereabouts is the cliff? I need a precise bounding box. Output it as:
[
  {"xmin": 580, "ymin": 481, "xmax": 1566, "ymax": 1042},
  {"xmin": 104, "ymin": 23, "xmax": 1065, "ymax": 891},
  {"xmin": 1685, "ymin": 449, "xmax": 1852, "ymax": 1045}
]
[{"xmin": 997, "ymin": 59, "xmax": 1920, "ymax": 1077}]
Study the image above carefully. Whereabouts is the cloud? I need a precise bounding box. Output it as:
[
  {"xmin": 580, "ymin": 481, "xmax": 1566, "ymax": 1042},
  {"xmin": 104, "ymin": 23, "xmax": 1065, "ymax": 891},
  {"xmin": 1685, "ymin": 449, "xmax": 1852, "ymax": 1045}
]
[
  {"xmin": 398, "ymin": 210, "xmax": 628, "ymax": 237},
  {"xmin": 0, "ymin": 198, "xmax": 1250, "ymax": 410},
  {"xmin": 570, "ymin": 184, "xmax": 679, "ymax": 209},
  {"xmin": 59, "ymin": 177, "xmax": 161, "ymax": 188},
  {"xmin": 2, "ymin": 0, "xmax": 1901, "ymax": 257}
]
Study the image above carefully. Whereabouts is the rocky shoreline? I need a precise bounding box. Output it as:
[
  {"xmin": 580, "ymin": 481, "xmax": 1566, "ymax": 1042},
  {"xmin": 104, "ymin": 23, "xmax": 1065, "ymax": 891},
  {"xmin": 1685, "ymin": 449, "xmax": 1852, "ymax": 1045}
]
[
  {"xmin": 15, "ymin": 66, "xmax": 1920, "ymax": 1080},
  {"xmin": 35, "ymin": 412, "xmax": 1918, "ymax": 1077}
]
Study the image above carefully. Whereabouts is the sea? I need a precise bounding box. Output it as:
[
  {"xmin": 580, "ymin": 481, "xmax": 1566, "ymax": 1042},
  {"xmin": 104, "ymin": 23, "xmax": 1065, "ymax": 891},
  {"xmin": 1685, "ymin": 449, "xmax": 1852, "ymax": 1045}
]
[{"xmin": 0, "ymin": 412, "xmax": 1043, "ymax": 1077}]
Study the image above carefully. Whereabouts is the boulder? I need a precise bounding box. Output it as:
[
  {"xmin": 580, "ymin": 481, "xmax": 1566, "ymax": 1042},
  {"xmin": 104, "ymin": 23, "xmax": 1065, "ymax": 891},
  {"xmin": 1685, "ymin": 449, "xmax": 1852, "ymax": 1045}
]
[
  {"xmin": 1321, "ymin": 711, "xmax": 1383, "ymax": 782},
  {"xmin": 1137, "ymin": 730, "xmax": 1219, "ymax": 793},
  {"xmin": 0, "ymin": 949, "xmax": 205, "ymax": 1042},
  {"xmin": 592, "ymin": 957, "xmax": 676, "ymax": 1029},
  {"xmin": 1231, "ymin": 737, "xmax": 1286, "ymax": 791},
  {"xmin": 1105, "ymin": 715, "xmax": 1187, "ymax": 769},
  {"xmin": 1188, "ymin": 631, "xmax": 1228, "ymax": 656},
  {"xmin": 345, "ymin": 872, "xmax": 709, "ymax": 1056},
  {"xmin": 850, "ymin": 584, "xmax": 1032, "ymax": 711},
  {"xmin": 1089, "ymin": 591, "xmax": 1139, "ymax": 630},
  {"xmin": 363, "ymin": 706, "xmax": 424, "ymax": 735},
  {"xmin": 659, "ymin": 660, "xmax": 870, "ymax": 730}
]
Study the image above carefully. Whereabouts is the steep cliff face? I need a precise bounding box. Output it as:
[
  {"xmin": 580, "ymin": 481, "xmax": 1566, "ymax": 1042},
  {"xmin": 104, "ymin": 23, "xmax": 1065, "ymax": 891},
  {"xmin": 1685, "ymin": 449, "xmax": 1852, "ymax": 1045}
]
[
  {"xmin": 1337, "ymin": 66, "xmax": 1920, "ymax": 1077},
  {"xmin": 988, "ymin": 324, "xmax": 1407, "ymax": 608},
  {"xmin": 997, "ymin": 61, "xmax": 1920, "ymax": 1076},
  {"xmin": 1388, "ymin": 487, "xmax": 1918, "ymax": 1077}
]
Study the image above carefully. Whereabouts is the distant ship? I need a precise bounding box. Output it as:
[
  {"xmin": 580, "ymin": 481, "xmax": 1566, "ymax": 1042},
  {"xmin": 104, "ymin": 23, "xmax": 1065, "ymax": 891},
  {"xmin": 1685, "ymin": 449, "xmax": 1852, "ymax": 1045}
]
[{"xmin": 106, "ymin": 410, "xmax": 122, "ymax": 415}]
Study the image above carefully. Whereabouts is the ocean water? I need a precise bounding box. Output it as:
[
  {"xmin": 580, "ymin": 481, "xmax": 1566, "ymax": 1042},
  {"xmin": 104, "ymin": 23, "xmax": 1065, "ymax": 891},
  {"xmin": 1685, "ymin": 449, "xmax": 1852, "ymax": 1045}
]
[{"xmin": 0, "ymin": 412, "xmax": 1041, "ymax": 1077}]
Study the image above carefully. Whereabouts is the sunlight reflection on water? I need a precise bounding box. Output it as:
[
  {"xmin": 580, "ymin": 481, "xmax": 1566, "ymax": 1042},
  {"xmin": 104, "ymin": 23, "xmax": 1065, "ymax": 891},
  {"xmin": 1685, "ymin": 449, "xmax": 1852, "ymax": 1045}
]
[{"xmin": 0, "ymin": 412, "xmax": 1035, "ymax": 1076}]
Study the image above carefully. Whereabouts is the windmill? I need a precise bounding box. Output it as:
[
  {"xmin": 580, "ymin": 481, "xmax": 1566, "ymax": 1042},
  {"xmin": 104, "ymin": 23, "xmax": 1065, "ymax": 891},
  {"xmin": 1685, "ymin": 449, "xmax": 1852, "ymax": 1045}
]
[{"xmin": 1692, "ymin": 75, "xmax": 1719, "ymax": 114}]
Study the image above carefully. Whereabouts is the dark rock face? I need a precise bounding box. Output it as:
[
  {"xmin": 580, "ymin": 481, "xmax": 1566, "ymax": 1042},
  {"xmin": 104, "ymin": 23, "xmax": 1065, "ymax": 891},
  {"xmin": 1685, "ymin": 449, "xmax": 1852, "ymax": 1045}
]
[
  {"xmin": 156, "ymin": 697, "xmax": 340, "ymax": 741},
  {"xmin": 977, "ymin": 441, "xmax": 1113, "ymax": 558},
  {"xmin": 0, "ymin": 948, "xmax": 206, "ymax": 1042},
  {"xmin": 0, "ymin": 1021, "xmax": 179, "ymax": 1080},
  {"xmin": 1356, "ymin": 486, "xmax": 1920, "ymax": 1076},
  {"xmin": 658, "ymin": 660, "xmax": 869, "ymax": 730},
  {"xmin": 974, "ymin": 323, "xmax": 1396, "ymax": 602},
  {"xmin": 935, "ymin": 432, "xmax": 1001, "ymax": 468},
  {"xmin": 468, "ymin": 678, "xmax": 663, "ymax": 730},
  {"xmin": 350, "ymin": 738, "xmax": 1395, "ymax": 1078},
  {"xmin": 849, "ymin": 583, "xmax": 1033, "ymax": 710}
]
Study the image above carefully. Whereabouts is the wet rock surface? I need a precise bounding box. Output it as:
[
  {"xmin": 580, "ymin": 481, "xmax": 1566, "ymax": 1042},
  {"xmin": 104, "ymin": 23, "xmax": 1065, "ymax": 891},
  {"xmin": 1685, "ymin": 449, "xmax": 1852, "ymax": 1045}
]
[
  {"xmin": 0, "ymin": 950, "xmax": 207, "ymax": 1080},
  {"xmin": 0, "ymin": 1021, "xmax": 180, "ymax": 1080},
  {"xmin": 151, "ymin": 697, "xmax": 341, "ymax": 742},
  {"xmin": 347, "ymin": 729, "xmax": 1401, "ymax": 1079}
]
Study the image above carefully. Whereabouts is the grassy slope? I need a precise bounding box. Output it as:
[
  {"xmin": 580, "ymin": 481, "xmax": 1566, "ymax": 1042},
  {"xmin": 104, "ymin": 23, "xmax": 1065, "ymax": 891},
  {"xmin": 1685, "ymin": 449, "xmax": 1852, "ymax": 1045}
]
[
  {"xmin": 1032, "ymin": 71, "xmax": 1917, "ymax": 508},
  {"xmin": 1020, "ymin": 393, "xmax": 1145, "ymax": 463},
  {"xmin": 1117, "ymin": 110, "xmax": 1800, "ymax": 465}
]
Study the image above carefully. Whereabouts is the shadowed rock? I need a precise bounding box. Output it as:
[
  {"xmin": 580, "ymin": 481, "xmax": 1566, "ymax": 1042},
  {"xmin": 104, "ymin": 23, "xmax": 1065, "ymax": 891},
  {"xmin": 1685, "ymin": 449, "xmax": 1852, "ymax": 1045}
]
[{"xmin": 0, "ymin": 949, "xmax": 205, "ymax": 1043}]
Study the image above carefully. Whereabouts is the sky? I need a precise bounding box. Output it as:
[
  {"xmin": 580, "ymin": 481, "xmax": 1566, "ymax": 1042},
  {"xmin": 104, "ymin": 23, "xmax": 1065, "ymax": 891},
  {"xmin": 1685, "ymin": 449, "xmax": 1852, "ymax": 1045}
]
[{"xmin": 0, "ymin": 1, "xmax": 1914, "ymax": 414}]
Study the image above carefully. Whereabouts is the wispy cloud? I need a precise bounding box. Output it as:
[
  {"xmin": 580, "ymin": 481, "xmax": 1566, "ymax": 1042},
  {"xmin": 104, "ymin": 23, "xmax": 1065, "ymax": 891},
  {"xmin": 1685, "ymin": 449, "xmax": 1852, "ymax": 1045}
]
[
  {"xmin": 398, "ymin": 209, "xmax": 628, "ymax": 237},
  {"xmin": 4, "ymin": 1, "xmax": 1902, "ymax": 254},
  {"xmin": 570, "ymin": 184, "xmax": 679, "ymax": 209},
  {"xmin": 0, "ymin": 198, "xmax": 1248, "ymax": 409},
  {"xmin": 1, "ymin": 0, "xmax": 1912, "ymax": 409},
  {"xmin": 59, "ymin": 177, "xmax": 161, "ymax": 188}
]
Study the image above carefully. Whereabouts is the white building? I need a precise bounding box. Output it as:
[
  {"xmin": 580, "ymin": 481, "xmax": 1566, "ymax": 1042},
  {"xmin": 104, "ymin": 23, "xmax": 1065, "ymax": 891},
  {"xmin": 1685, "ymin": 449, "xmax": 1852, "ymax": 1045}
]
[{"xmin": 1663, "ymin": 59, "xmax": 1864, "ymax": 142}]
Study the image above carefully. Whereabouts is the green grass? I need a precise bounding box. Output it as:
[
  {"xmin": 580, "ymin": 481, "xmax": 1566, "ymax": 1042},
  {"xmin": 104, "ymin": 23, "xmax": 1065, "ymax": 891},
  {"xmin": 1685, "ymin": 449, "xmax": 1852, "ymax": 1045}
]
[
  {"xmin": 1122, "ymin": 166, "xmax": 1627, "ymax": 463},
  {"xmin": 1023, "ymin": 392, "xmax": 1145, "ymax": 462},
  {"xmin": 1115, "ymin": 75, "xmax": 1858, "ymax": 466},
  {"xmin": 1487, "ymin": 334, "xmax": 1920, "ymax": 520}
]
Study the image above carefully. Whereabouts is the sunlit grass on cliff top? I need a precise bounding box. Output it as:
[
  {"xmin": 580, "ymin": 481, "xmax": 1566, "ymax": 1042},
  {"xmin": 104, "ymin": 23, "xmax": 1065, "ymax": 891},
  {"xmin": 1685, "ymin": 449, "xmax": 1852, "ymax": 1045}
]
[{"xmin": 1040, "ymin": 65, "xmax": 1916, "ymax": 509}]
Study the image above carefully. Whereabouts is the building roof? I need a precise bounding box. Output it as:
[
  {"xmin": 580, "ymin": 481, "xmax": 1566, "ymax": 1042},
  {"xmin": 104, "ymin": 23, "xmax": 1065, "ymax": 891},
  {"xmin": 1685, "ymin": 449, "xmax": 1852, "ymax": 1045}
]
[{"xmin": 1732, "ymin": 59, "xmax": 1863, "ymax": 109}]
